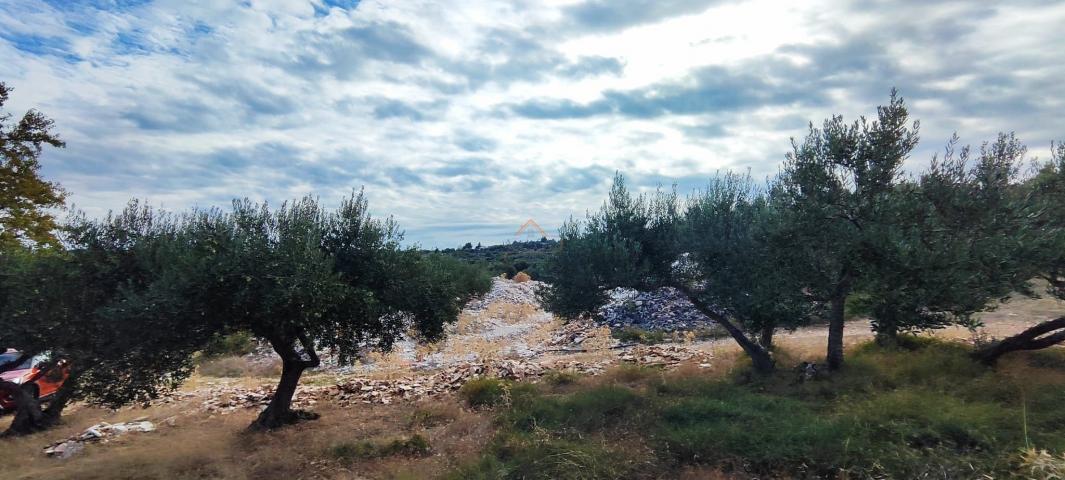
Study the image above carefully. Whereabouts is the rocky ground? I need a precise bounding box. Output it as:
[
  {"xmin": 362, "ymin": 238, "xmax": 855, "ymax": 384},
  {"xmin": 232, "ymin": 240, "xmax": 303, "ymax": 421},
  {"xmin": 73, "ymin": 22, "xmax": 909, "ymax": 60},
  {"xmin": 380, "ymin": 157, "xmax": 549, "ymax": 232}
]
[
  {"xmin": 597, "ymin": 286, "xmax": 718, "ymax": 331},
  {"xmin": 152, "ymin": 278, "xmax": 714, "ymax": 419}
]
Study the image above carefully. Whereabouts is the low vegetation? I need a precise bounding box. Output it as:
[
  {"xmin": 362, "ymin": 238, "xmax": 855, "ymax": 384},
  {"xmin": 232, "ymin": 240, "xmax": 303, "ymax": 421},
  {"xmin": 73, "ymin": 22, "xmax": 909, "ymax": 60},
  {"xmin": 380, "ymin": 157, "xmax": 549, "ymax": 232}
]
[
  {"xmin": 453, "ymin": 339, "xmax": 1065, "ymax": 479},
  {"xmin": 436, "ymin": 239, "xmax": 556, "ymax": 280}
]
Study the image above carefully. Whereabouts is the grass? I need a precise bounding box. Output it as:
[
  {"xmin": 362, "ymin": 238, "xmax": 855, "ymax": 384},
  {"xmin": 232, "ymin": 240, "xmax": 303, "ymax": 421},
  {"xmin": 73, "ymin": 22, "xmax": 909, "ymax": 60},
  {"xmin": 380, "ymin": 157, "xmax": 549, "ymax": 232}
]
[
  {"xmin": 611, "ymin": 326, "xmax": 666, "ymax": 344},
  {"xmin": 451, "ymin": 337, "xmax": 1065, "ymax": 478},
  {"xmin": 4, "ymin": 331, "xmax": 1064, "ymax": 479},
  {"xmin": 329, "ymin": 434, "xmax": 432, "ymax": 462}
]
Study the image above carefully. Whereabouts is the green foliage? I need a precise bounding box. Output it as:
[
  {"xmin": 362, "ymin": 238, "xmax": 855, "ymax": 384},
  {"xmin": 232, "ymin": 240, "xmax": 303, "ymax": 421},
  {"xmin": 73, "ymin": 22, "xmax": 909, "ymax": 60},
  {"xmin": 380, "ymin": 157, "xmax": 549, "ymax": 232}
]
[
  {"xmin": 459, "ymin": 378, "xmax": 508, "ymax": 408},
  {"xmin": 0, "ymin": 203, "xmax": 218, "ymax": 414},
  {"xmin": 1028, "ymin": 141, "xmax": 1065, "ymax": 301},
  {"xmin": 0, "ymin": 82, "xmax": 67, "ymax": 250},
  {"xmin": 541, "ymin": 370, "xmax": 579, "ymax": 387},
  {"xmin": 437, "ymin": 239, "xmax": 557, "ymax": 280},
  {"xmin": 657, "ymin": 386, "xmax": 853, "ymax": 473},
  {"xmin": 540, "ymin": 172, "xmax": 805, "ymax": 372}
]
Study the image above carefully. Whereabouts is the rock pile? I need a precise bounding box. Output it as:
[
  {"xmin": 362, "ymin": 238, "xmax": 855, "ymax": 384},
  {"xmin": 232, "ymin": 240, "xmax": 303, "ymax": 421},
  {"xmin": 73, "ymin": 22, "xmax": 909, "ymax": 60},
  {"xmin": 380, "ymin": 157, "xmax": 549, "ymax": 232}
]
[
  {"xmin": 464, "ymin": 277, "xmax": 542, "ymax": 313},
  {"xmin": 598, "ymin": 287, "xmax": 716, "ymax": 331},
  {"xmin": 44, "ymin": 420, "xmax": 156, "ymax": 459},
  {"xmin": 617, "ymin": 345, "xmax": 714, "ymax": 367}
]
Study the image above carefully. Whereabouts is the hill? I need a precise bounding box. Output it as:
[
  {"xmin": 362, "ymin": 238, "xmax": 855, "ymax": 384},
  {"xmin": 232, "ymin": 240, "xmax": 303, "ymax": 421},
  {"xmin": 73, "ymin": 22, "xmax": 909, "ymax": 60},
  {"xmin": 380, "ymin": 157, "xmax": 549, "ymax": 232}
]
[{"xmin": 433, "ymin": 239, "xmax": 557, "ymax": 279}]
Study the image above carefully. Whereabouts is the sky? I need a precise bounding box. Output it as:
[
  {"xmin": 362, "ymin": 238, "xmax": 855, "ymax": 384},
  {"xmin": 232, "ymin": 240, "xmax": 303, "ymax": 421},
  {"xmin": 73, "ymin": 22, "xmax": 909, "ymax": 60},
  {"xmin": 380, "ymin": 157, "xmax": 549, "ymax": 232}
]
[{"xmin": 1, "ymin": 0, "xmax": 1064, "ymax": 248}]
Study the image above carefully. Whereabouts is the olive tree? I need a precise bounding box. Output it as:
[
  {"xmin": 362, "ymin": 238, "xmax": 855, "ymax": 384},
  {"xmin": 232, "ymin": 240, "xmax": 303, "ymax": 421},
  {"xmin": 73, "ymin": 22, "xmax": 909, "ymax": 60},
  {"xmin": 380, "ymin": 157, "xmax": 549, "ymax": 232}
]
[
  {"xmin": 540, "ymin": 173, "xmax": 811, "ymax": 373},
  {"xmin": 775, "ymin": 90, "xmax": 920, "ymax": 369},
  {"xmin": 973, "ymin": 140, "xmax": 1065, "ymax": 364},
  {"xmin": 173, "ymin": 193, "xmax": 489, "ymax": 430},
  {"xmin": 857, "ymin": 133, "xmax": 1036, "ymax": 343},
  {"xmin": 0, "ymin": 204, "xmax": 217, "ymax": 436}
]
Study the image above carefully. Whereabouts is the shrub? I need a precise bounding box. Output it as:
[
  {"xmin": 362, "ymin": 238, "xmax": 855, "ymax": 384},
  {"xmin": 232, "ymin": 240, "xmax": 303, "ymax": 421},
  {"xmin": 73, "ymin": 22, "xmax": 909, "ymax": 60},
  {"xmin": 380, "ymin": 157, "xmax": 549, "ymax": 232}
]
[
  {"xmin": 612, "ymin": 326, "xmax": 666, "ymax": 344},
  {"xmin": 460, "ymin": 378, "xmax": 509, "ymax": 408},
  {"xmin": 542, "ymin": 370, "xmax": 579, "ymax": 387},
  {"xmin": 512, "ymin": 271, "xmax": 531, "ymax": 283},
  {"xmin": 504, "ymin": 385, "xmax": 643, "ymax": 434}
]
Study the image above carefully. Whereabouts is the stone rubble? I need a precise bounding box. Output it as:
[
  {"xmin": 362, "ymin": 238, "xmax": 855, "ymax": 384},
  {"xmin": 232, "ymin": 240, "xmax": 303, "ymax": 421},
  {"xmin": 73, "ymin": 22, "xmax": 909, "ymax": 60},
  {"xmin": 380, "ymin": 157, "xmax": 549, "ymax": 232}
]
[
  {"xmin": 464, "ymin": 277, "xmax": 543, "ymax": 314},
  {"xmin": 147, "ymin": 279, "xmax": 715, "ymax": 418},
  {"xmin": 618, "ymin": 345, "xmax": 714, "ymax": 367},
  {"xmin": 44, "ymin": 420, "xmax": 156, "ymax": 459},
  {"xmin": 597, "ymin": 287, "xmax": 717, "ymax": 332}
]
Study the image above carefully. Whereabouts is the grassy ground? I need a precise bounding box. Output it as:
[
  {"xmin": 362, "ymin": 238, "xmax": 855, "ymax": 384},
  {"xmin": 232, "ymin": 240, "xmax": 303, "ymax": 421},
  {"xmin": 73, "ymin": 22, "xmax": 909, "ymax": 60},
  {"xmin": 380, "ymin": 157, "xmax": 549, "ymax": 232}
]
[
  {"xmin": 0, "ymin": 398, "xmax": 495, "ymax": 480},
  {"xmin": 450, "ymin": 339, "xmax": 1065, "ymax": 479},
  {"xmin": 3, "ymin": 290, "xmax": 1065, "ymax": 479},
  {"xmin": 2, "ymin": 339, "xmax": 1064, "ymax": 479}
]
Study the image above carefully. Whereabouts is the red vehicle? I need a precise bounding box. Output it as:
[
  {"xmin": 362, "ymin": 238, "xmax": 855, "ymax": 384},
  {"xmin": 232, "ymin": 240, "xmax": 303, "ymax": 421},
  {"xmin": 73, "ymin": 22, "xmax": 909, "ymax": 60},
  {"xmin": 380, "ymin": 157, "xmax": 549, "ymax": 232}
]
[{"xmin": 0, "ymin": 349, "xmax": 69, "ymax": 412}]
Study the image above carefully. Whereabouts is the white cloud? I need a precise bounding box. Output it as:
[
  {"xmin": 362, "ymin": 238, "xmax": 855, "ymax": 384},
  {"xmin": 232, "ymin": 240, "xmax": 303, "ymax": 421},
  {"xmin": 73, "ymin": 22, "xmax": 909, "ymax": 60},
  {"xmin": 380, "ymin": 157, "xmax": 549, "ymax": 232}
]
[{"xmin": 1, "ymin": 0, "xmax": 1064, "ymax": 247}]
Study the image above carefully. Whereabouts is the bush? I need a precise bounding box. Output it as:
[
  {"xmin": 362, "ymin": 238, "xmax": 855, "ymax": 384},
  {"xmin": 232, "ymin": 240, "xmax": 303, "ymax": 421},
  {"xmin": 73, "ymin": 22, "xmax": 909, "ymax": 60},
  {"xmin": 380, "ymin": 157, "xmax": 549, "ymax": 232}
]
[
  {"xmin": 512, "ymin": 271, "xmax": 532, "ymax": 283},
  {"xmin": 460, "ymin": 378, "xmax": 510, "ymax": 408},
  {"xmin": 541, "ymin": 370, "xmax": 579, "ymax": 387}
]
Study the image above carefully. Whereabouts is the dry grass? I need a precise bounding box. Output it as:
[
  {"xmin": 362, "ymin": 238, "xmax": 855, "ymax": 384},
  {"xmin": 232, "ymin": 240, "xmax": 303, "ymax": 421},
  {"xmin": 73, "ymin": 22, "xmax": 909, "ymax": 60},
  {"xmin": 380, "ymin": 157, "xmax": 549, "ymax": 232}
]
[{"xmin": 0, "ymin": 396, "xmax": 494, "ymax": 480}]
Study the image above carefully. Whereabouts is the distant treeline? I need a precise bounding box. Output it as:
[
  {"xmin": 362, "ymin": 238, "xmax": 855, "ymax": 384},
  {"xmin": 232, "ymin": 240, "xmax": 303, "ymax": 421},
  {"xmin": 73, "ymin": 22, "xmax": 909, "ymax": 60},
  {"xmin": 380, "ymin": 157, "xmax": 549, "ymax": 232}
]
[{"xmin": 432, "ymin": 239, "xmax": 557, "ymax": 280}]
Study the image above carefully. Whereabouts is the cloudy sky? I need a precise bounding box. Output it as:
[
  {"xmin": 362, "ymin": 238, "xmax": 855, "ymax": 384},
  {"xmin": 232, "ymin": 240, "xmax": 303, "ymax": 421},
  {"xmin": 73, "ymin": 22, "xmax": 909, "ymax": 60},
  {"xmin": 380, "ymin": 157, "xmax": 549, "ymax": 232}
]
[{"xmin": 1, "ymin": 0, "xmax": 1063, "ymax": 247}]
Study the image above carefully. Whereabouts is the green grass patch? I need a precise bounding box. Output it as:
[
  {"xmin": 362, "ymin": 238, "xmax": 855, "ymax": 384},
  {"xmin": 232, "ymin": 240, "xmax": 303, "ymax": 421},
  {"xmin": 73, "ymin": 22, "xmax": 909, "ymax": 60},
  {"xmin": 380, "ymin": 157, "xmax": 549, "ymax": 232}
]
[
  {"xmin": 449, "ymin": 338, "xmax": 1065, "ymax": 478},
  {"xmin": 611, "ymin": 326, "xmax": 666, "ymax": 344},
  {"xmin": 459, "ymin": 377, "xmax": 537, "ymax": 409}
]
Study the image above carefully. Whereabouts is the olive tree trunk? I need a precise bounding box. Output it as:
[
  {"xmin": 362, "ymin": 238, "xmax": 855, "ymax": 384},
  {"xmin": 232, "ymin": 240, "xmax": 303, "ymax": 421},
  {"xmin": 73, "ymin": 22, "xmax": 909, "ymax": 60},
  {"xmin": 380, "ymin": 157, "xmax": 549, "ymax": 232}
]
[
  {"xmin": 675, "ymin": 284, "xmax": 775, "ymax": 374},
  {"xmin": 1, "ymin": 381, "xmax": 45, "ymax": 436},
  {"xmin": 973, "ymin": 316, "xmax": 1065, "ymax": 365},
  {"xmin": 1, "ymin": 370, "xmax": 78, "ymax": 437},
  {"xmin": 249, "ymin": 333, "xmax": 320, "ymax": 431},
  {"xmin": 826, "ymin": 293, "xmax": 847, "ymax": 370}
]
